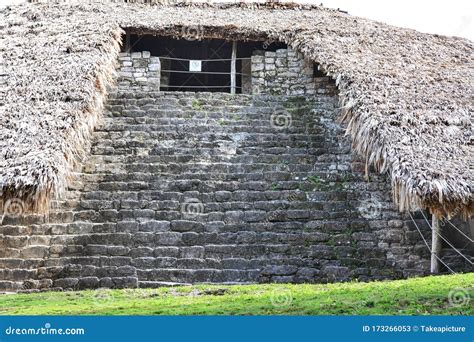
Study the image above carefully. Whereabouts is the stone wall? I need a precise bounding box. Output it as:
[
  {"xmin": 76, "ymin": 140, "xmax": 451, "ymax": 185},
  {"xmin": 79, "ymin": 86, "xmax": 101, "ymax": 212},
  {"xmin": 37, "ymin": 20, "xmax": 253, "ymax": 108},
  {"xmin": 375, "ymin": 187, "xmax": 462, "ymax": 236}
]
[
  {"xmin": 117, "ymin": 51, "xmax": 161, "ymax": 87},
  {"xmin": 117, "ymin": 48, "xmax": 327, "ymax": 96},
  {"xmin": 251, "ymin": 48, "xmax": 316, "ymax": 96}
]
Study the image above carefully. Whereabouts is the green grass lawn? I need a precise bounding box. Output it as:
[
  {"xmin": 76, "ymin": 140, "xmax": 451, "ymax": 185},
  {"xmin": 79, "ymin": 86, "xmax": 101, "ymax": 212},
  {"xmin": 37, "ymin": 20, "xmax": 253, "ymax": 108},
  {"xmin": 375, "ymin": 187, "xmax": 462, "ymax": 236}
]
[{"xmin": 0, "ymin": 273, "xmax": 472, "ymax": 315}]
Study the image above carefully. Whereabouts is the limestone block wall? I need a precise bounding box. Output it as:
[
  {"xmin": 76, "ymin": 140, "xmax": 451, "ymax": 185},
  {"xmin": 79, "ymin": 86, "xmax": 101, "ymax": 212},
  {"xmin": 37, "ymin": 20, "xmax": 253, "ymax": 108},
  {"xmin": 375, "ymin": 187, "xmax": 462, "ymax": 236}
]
[
  {"xmin": 116, "ymin": 48, "xmax": 321, "ymax": 96},
  {"xmin": 251, "ymin": 48, "xmax": 316, "ymax": 95},
  {"xmin": 117, "ymin": 51, "xmax": 161, "ymax": 87}
]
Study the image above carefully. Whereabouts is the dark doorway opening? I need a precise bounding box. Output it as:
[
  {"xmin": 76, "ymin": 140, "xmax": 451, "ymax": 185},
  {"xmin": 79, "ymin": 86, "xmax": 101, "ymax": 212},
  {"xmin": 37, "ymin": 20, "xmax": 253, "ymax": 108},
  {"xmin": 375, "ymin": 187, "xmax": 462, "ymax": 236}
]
[{"xmin": 124, "ymin": 34, "xmax": 286, "ymax": 93}]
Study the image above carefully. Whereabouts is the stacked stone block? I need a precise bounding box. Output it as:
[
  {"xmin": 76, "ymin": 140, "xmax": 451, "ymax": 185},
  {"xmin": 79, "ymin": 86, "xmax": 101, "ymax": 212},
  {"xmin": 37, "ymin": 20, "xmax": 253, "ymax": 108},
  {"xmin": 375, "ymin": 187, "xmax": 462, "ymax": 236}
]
[
  {"xmin": 117, "ymin": 51, "xmax": 161, "ymax": 87},
  {"xmin": 251, "ymin": 48, "xmax": 316, "ymax": 95}
]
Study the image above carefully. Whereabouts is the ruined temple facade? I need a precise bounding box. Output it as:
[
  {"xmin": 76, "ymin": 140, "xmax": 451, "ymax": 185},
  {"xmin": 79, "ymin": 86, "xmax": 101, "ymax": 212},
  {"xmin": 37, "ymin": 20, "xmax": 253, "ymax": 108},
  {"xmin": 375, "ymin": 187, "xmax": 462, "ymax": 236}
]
[{"xmin": 0, "ymin": 38, "xmax": 471, "ymax": 292}]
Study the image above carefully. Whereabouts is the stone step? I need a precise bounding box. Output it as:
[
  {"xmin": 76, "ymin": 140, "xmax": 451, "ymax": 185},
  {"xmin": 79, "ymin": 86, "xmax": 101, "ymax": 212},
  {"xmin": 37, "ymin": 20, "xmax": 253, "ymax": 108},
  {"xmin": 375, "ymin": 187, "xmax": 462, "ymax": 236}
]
[
  {"xmin": 107, "ymin": 95, "xmax": 337, "ymax": 107},
  {"xmin": 88, "ymin": 180, "xmax": 341, "ymax": 192},
  {"xmin": 0, "ymin": 280, "xmax": 27, "ymax": 292},
  {"xmin": 97, "ymin": 124, "xmax": 319, "ymax": 135},
  {"xmin": 73, "ymin": 199, "xmax": 335, "ymax": 211},
  {"xmin": 136, "ymin": 268, "xmax": 261, "ymax": 283},
  {"xmin": 0, "ymin": 235, "xmax": 50, "ymax": 248},
  {"xmin": 96, "ymin": 125, "xmax": 322, "ymax": 135},
  {"xmin": 0, "ymin": 246, "xmax": 50, "ymax": 259},
  {"xmin": 85, "ymin": 152, "xmax": 322, "ymax": 162},
  {"xmin": 138, "ymin": 281, "xmax": 192, "ymax": 288},
  {"xmin": 51, "ymin": 276, "xmax": 138, "ymax": 289},
  {"xmin": 79, "ymin": 163, "xmax": 321, "ymax": 175},
  {"xmin": 81, "ymin": 168, "xmax": 334, "ymax": 178},
  {"xmin": 0, "ymin": 258, "xmax": 44, "ymax": 269},
  {"xmin": 119, "ymin": 106, "xmax": 335, "ymax": 113},
  {"xmin": 0, "ymin": 269, "xmax": 38, "ymax": 282},
  {"xmin": 78, "ymin": 169, "xmax": 337, "ymax": 182},
  {"xmin": 82, "ymin": 164, "xmax": 334, "ymax": 174},
  {"xmin": 105, "ymin": 103, "xmax": 333, "ymax": 112},
  {"xmin": 39, "ymin": 228, "xmax": 333, "ymax": 247},
  {"xmin": 107, "ymin": 91, "xmax": 327, "ymax": 103},
  {"xmin": 76, "ymin": 174, "xmax": 331, "ymax": 186},
  {"xmin": 90, "ymin": 132, "xmax": 330, "ymax": 144}
]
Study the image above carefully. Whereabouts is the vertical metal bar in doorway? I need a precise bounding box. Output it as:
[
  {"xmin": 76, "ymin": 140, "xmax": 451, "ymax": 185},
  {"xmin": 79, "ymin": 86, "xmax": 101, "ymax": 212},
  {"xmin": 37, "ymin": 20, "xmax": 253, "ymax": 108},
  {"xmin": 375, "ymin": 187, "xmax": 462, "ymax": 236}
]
[{"xmin": 231, "ymin": 41, "xmax": 237, "ymax": 95}]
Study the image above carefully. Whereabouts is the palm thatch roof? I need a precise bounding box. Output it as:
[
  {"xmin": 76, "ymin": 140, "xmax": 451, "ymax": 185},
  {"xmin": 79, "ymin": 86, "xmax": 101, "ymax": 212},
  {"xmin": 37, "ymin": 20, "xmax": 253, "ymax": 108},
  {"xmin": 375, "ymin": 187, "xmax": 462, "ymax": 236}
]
[{"xmin": 1, "ymin": 1, "xmax": 473, "ymax": 218}]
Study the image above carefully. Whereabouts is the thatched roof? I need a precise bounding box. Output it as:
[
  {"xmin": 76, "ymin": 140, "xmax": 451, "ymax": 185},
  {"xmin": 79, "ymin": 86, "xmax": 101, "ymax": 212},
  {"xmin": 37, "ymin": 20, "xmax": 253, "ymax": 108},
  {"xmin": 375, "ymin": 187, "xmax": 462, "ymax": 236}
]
[{"xmin": 1, "ymin": 1, "xmax": 473, "ymax": 218}]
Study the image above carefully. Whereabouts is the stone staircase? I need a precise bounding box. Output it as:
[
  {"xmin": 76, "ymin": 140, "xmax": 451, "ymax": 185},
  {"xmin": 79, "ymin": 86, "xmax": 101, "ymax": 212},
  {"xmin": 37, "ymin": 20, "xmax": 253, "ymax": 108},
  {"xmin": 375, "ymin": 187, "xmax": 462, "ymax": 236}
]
[{"xmin": 1, "ymin": 84, "xmax": 435, "ymax": 292}]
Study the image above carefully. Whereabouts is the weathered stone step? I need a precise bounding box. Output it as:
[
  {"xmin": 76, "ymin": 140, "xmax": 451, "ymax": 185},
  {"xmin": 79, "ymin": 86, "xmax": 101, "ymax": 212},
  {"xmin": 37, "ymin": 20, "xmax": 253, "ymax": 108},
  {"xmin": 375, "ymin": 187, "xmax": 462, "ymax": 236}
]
[
  {"xmin": 81, "ymin": 159, "xmax": 322, "ymax": 170},
  {"xmin": 109, "ymin": 90, "xmax": 254, "ymax": 101},
  {"xmin": 78, "ymin": 181, "xmax": 320, "ymax": 193},
  {"xmin": 39, "ymin": 227, "xmax": 334, "ymax": 247},
  {"xmin": 79, "ymin": 164, "xmax": 319, "ymax": 176},
  {"xmin": 107, "ymin": 91, "xmax": 330, "ymax": 104},
  {"xmin": 0, "ymin": 235, "xmax": 50, "ymax": 248},
  {"xmin": 98, "ymin": 121, "xmax": 319, "ymax": 130},
  {"xmin": 73, "ymin": 189, "xmax": 347, "ymax": 204},
  {"xmin": 106, "ymin": 107, "xmax": 337, "ymax": 119},
  {"xmin": 89, "ymin": 142, "xmax": 327, "ymax": 153},
  {"xmin": 51, "ymin": 276, "xmax": 138, "ymax": 289},
  {"xmin": 75, "ymin": 194, "xmax": 326, "ymax": 206},
  {"xmin": 0, "ymin": 245, "xmax": 50, "ymax": 259},
  {"xmin": 91, "ymin": 130, "xmax": 327, "ymax": 141},
  {"xmin": 77, "ymin": 172, "xmax": 329, "ymax": 184},
  {"xmin": 0, "ymin": 280, "xmax": 26, "ymax": 292},
  {"xmin": 96, "ymin": 128, "xmax": 322, "ymax": 139},
  {"xmin": 65, "ymin": 207, "xmax": 344, "ymax": 225},
  {"xmin": 84, "ymin": 170, "xmax": 329, "ymax": 180},
  {"xmin": 136, "ymin": 268, "xmax": 261, "ymax": 283},
  {"xmin": 138, "ymin": 281, "xmax": 192, "ymax": 288},
  {"xmin": 87, "ymin": 152, "xmax": 320, "ymax": 162},
  {"xmin": 0, "ymin": 268, "xmax": 38, "ymax": 281},
  {"xmin": 0, "ymin": 258, "xmax": 44, "ymax": 269}
]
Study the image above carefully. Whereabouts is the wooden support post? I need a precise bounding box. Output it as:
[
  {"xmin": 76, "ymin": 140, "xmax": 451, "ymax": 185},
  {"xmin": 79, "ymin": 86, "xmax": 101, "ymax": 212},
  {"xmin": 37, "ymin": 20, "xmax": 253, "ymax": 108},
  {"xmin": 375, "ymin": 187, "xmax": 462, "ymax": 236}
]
[
  {"xmin": 230, "ymin": 41, "xmax": 237, "ymax": 95},
  {"xmin": 431, "ymin": 215, "xmax": 442, "ymax": 274}
]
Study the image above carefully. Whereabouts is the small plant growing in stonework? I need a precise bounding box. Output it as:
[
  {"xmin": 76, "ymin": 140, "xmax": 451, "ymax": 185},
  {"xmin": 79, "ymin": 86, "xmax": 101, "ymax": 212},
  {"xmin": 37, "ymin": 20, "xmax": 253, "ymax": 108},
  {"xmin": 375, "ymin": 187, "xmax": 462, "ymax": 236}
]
[
  {"xmin": 308, "ymin": 175, "xmax": 325, "ymax": 186},
  {"xmin": 191, "ymin": 99, "xmax": 202, "ymax": 110},
  {"xmin": 334, "ymin": 172, "xmax": 351, "ymax": 190}
]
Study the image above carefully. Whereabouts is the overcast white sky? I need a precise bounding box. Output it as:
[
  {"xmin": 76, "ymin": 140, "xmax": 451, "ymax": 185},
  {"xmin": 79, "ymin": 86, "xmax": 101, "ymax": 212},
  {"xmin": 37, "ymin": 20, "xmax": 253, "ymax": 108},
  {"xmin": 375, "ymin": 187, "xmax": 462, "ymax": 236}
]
[
  {"xmin": 1, "ymin": 0, "xmax": 473, "ymax": 40},
  {"xmin": 313, "ymin": 0, "xmax": 473, "ymax": 40}
]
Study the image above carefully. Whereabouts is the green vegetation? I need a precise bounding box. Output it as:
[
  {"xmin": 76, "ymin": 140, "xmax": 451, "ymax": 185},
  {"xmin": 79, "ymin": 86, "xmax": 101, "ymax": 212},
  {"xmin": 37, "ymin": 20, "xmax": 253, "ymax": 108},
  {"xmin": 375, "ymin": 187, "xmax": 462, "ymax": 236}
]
[
  {"xmin": 0, "ymin": 274, "xmax": 472, "ymax": 315},
  {"xmin": 308, "ymin": 175, "xmax": 324, "ymax": 186},
  {"xmin": 191, "ymin": 99, "xmax": 202, "ymax": 110}
]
